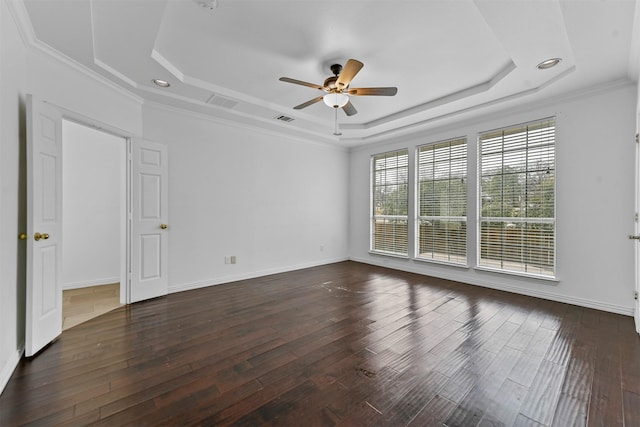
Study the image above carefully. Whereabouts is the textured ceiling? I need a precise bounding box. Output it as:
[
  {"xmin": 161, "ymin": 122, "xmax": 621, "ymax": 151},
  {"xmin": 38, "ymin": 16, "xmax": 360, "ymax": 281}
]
[{"xmin": 17, "ymin": 0, "xmax": 640, "ymax": 146}]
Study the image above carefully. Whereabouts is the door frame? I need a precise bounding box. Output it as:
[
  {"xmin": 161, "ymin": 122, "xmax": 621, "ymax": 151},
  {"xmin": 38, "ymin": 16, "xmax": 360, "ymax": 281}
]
[
  {"xmin": 56, "ymin": 108, "xmax": 133, "ymax": 305},
  {"xmin": 635, "ymin": 127, "xmax": 640, "ymax": 334}
]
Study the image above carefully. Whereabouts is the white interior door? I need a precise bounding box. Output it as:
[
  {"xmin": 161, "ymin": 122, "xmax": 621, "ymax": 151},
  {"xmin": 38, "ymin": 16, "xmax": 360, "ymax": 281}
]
[
  {"xmin": 25, "ymin": 95, "xmax": 63, "ymax": 357},
  {"xmin": 130, "ymin": 139, "xmax": 169, "ymax": 303}
]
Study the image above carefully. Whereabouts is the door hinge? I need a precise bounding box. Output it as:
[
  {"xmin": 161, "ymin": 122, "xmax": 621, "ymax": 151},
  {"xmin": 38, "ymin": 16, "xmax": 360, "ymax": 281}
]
[
  {"xmin": 635, "ymin": 291, "xmax": 638, "ymax": 301},
  {"xmin": 636, "ymin": 134, "xmax": 639, "ymax": 143},
  {"xmin": 635, "ymin": 213, "xmax": 639, "ymax": 222}
]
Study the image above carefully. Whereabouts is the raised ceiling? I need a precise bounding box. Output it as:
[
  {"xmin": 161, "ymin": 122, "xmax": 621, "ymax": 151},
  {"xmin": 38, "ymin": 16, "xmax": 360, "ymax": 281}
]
[{"xmin": 15, "ymin": 0, "xmax": 640, "ymax": 146}]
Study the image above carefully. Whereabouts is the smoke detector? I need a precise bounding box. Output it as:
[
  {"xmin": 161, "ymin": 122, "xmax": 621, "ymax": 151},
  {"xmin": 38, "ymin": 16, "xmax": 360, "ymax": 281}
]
[{"xmin": 193, "ymin": 0, "xmax": 217, "ymax": 11}]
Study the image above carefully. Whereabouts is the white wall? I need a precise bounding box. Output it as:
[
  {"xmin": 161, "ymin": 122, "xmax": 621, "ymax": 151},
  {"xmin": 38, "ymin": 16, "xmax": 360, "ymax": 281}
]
[
  {"xmin": 350, "ymin": 83, "xmax": 637, "ymax": 315},
  {"xmin": 0, "ymin": 0, "xmax": 143, "ymax": 393},
  {"xmin": 0, "ymin": 0, "xmax": 28, "ymax": 393},
  {"xmin": 62, "ymin": 120, "xmax": 124, "ymax": 290},
  {"xmin": 142, "ymin": 106, "xmax": 350, "ymax": 292}
]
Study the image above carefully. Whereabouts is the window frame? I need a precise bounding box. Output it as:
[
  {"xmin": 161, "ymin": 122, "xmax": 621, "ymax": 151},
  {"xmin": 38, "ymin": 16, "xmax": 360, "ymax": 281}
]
[
  {"xmin": 477, "ymin": 117, "xmax": 557, "ymax": 279},
  {"xmin": 370, "ymin": 148, "xmax": 410, "ymax": 257},
  {"xmin": 415, "ymin": 137, "xmax": 468, "ymax": 266}
]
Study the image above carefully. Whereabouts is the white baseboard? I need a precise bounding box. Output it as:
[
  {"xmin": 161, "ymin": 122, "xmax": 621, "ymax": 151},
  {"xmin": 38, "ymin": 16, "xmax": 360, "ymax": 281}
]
[
  {"xmin": 63, "ymin": 277, "xmax": 120, "ymax": 290},
  {"xmin": 169, "ymin": 257, "xmax": 349, "ymax": 294},
  {"xmin": 0, "ymin": 348, "xmax": 23, "ymax": 395},
  {"xmin": 349, "ymin": 256, "xmax": 635, "ymax": 317}
]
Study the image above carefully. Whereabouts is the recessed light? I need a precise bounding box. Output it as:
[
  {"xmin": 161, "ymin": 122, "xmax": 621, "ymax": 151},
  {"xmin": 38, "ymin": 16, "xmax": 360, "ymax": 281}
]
[
  {"xmin": 152, "ymin": 79, "xmax": 170, "ymax": 88},
  {"xmin": 537, "ymin": 58, "xmax": 562, "ymax": 70}
]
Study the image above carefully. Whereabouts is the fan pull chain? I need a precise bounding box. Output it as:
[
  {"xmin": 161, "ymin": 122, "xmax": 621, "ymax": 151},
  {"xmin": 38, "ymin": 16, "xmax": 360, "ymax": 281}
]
[{"xmin": 333, "ymin": 107, "xmax": 341, "ymax": 136}]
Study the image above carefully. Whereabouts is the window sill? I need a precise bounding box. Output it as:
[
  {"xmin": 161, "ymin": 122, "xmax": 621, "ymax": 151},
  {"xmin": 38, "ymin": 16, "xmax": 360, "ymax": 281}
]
[
  {"xmin": 413, "ymin": 257, "xmax": 469, "ymax": 269},
  {"xmin": 368, "ymin": 250, "xmax": 410, "ymax": 260},
  {"xmin": 474, "ymin": 266, "xmax": 559, "ymax": 283}
]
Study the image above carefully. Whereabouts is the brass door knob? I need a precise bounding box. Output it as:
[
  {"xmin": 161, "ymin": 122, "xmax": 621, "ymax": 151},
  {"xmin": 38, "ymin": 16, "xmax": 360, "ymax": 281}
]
[
  {"xmin": 160, "ymin": 224, "xmax": 168, "ymax": 230},
  {"xmin": 18, "ymin": 233, "xmax": 27, "ymax": 240},
  {"xmin": 34, "ymin": 232, "xmax": 49, "ymax": 241}
]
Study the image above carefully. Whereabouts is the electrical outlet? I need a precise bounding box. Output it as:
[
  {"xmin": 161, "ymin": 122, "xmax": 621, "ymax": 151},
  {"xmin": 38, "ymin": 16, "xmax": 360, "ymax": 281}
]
[{"xmin": 230, "ymin": 255, "xmax": 236, "ymax": 264}]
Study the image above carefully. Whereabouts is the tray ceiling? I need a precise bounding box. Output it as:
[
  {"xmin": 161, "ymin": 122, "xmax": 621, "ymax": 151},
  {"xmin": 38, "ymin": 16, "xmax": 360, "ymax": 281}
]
[{"xmin": 16, "ymin": 0, "xmax": 640, "ymax": 146}]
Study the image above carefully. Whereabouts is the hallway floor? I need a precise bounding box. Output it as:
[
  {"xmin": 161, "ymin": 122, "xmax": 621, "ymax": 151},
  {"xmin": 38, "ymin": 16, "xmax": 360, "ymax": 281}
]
[{"xmin": 62, "ymin": 283, "xmax": 122, "ymax": 330}]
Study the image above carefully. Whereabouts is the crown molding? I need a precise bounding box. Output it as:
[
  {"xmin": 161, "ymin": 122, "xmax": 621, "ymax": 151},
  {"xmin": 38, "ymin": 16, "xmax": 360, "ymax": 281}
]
[
  {"xmin": 342, "ymin": 65, "xmax": 577, "ymax": 144},
  {"xmin": 5, "ymin": 0, "xmax": 144, "ymax": 105},
  {"xmin": 343, "ymin": 61, "xmax": 518, "ymax": 131},
  {"xmin": 142, "ymin": 100, "xmax": 348, "ymax": 152},
  {"xmin": 349, "ymin": 77, "xmax": 634, "ymax": 153}
]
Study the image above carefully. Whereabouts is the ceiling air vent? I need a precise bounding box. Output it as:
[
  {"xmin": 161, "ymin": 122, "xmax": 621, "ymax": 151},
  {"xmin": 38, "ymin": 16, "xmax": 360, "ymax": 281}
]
[
  {"xmin": 206, "ymin": 94, "xmax": 238, "ymax": 109},
  {"xmin": 275, "ymin": 115, "xmax": 294, "ymax": 123}
]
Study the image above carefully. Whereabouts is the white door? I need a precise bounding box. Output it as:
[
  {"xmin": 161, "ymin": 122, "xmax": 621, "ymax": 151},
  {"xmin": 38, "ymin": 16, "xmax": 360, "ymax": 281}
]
[
  {"xmin": 130, "ymin": 139, "xmax": 169, "ymax": 303},
  {"xmin": 25, "ymin": 95, "xmax": 63, "ymax": 356}
]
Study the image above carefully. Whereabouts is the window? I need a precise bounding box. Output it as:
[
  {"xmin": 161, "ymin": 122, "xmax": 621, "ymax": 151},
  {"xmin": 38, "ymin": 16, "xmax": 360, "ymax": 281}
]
[
  {"xmin": 416, "ymin": 138, "xmax": 467, "ymax": 264},
  {"xmin": 371, "ymin": 149, "xmax": 409, "ymax": 256},
  {"xmin": 479, "ymin": 118, "xmax": 555, "ymax": 277}
]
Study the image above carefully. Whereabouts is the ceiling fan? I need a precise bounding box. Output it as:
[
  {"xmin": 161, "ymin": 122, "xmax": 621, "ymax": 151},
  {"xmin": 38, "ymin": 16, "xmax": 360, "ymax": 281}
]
[{"xmin": 279, "ymin": 59, "xmax": 398, "ymax": 117}]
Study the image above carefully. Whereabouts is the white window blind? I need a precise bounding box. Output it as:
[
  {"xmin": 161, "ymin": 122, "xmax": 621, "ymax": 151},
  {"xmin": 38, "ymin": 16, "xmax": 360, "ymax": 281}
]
[
  {"xmin": 371, "ymin": 149, "xmax": 409, "ymax": 256},
  {"xmin": 479, "ymin": 118, "xmax": 555, "ymax": 277},
  {"xmin": 417, "ymin": 138, "xmax": 467, "ymax": 264}
]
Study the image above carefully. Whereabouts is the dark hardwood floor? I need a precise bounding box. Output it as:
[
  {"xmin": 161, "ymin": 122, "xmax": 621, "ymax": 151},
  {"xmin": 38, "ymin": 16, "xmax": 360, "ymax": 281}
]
[{"xmin": 1, "ymin": 261, "xmax": 639, "ymax": 426}]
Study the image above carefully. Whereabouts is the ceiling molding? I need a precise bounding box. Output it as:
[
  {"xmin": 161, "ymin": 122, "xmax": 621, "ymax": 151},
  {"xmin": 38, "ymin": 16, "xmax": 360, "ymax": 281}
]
[
  {"xmin": 150, "ymin": 48, "xmax": 185, "ymax": 82},
  {"xmin": 343, "ymin": 61, "xmax": 517, "ymax": 131},
  {"xmin": 341, "ymin": 65, "xmax": 576, "ymax": 143},
  {"xmin": 6, "ymin": 0, "xmax": 144, "ymax": 105},
  {"xmin": 349, "ymin": 76, "xmax": 634, "ymax": 153},
  {"xmin": 139, "ymin": 85, "xmax": 337, "ymax": 143},
  {"xmin": 141, "ymin": 100, "xmax": 345, "ymax": 150},
  {"xmin": 93, "ymin": 58, "xmax": 139, "ymax": 88},
  {"xmin": 151, "ymin": 48, "xmax": 331, "ymax": 129}
]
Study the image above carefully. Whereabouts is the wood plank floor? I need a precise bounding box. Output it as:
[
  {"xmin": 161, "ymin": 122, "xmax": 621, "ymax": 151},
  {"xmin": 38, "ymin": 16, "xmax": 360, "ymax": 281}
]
[
  {"xmin": 1, "ymin": 261, "xmax": 639, "ymax": 426},
  {"xmin": 63, "ymin": 283, "xmax": 122, "ymax": 331}
]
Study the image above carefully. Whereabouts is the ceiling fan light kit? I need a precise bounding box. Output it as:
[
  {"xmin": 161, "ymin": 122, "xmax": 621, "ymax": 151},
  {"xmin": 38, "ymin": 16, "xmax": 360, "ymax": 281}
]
[
  {"xmin": 323, "ymin": 93, "xmax": 349, "ymax": 108},
  {"xmin": 279, "ymin": 58, "xmax": 398, "ymax": 134}
]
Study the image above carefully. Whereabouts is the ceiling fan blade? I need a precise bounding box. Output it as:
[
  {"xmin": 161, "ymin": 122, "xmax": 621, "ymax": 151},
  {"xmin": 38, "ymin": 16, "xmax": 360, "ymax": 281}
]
[
  {"xmin": 342, "ymin": 100, "xmax": 357, "ymax": 116},
  {"xmin": 348, "ymin": 87, "xmax": 398, "ymax": 96},
  {"xmin": 279, "ymin": 77, "xmax": 324, "ymax": 91},
  {"xmin": 293, "ymin": 96, "xmax": 324, "ymax": 110},
  {"xmin": 336, "ymin": 59, "xmax": 364, "ymax": 89}
]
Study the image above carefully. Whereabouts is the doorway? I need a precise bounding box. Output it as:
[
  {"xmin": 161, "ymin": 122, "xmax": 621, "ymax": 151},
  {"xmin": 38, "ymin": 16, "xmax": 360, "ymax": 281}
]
[
  {"xmin": 26, "ymin": 95, "xmax": 170, "ymax": 355},
  {"xmin": 61, "ymin": 120, "xmax": 127, "ymax": 329}
]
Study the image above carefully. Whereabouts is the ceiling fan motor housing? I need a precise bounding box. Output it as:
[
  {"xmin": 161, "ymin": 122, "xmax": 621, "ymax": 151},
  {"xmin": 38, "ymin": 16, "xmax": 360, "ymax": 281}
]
[
  {"xmin": 330, "ymin": 63, "xmax": 343, "ymax": 76},
  {"xmin": 324, "ymin": 76, "xmax": 338, "ymax": 91}
]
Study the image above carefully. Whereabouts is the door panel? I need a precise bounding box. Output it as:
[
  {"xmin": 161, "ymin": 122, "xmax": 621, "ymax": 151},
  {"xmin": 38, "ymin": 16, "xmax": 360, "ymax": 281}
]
[
  {"xmin": 130, "ymin": 139, "xmax": 168, "ymax": 303},
  {"xmin": 26, "ymin": 95, "xmax": 63, "ymax": 356}
]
